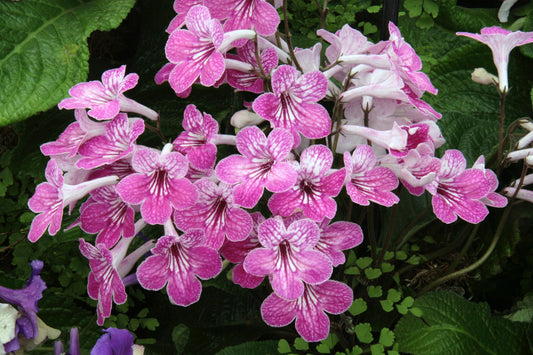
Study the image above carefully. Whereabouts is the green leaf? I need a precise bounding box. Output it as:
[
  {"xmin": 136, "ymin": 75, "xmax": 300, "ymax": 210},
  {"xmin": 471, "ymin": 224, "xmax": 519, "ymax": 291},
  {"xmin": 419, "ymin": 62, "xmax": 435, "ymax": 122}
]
[
  {"xmin": 356, "ymin": 257, "xmax": 373, "ymax": 269},
  {"xmin": 379, "ymin": 328, "xmax": 395, "ymax": 347},
  {"xmin": 317, "ymin": 334, "xmax": 338, "ymax": 353},
  {"xmin": 409, "ymin": 307, "xmax": 423, "ymax": 317},
  {"xmin": 215, "ymin": 340, "xmax": 279, "ymax": 355},
  {"xmin": 349, "ymin": 298, "xmax": 368, "ymax": 316},
  {"xmin": 172, "ymin": 324, "xmax": 190, "ymax": 354},
  {"xmin": 367, "ymin": 5, "xmax": 381, "ymax": 13},
  {"xmin": 294, "ymin": 338, "xmax": 309, "ymax": 351},
  {"xmin": 278, "ymin": 339, "xmax": 291, "ymax": 354},
  {"xmin": 380, "ymin": 300, "xmax": 394, "ymax": 312},
  {"xmin": 415, "ymin": 12, "xmax": 434, "ymax": 29},
  {"xmin": 0, "ymin": 0, "xmax": 136, "ymax": 126},
  {"xmin": 404, "ymin": 0, "xmax": 423, "ymax": 17},
  {"xmin": 384, "ymin": 251, "xmax": 395, "ymax": 261},
  {"xmin": 370, "ymin": 343, "xmax": 385, "ymax": 355},
  {"xmin": 355, "ymin": 323, "xmax": 374, "ymax": 344},
  {"xmin": 365, "ymin": 267, "xmax": 382, "ymax": 280},
  {"xmin": 507, "ymin": 292, "xmax": 533, "ymax": 323},
  {"xmin": 381, "ymin": 263, "xmax": 395, "ymax": 273},
  {"xmin": 401, "ymin": 296, "xmax": 415, "ymax": 308},
  {"xmin": 368, "ymin": 285, "xmax": 383, "ymax": 298},
  {"xmin": 395, "ymin": 291, "xmax": 529, "ymax": 354},
  {"xmin": 387, "ymin": 289, "xmax": 402, "ymax": 303},
  {"xmin": 344, "ymin": 266, "xmax": 360, "ymax": 275},
  {"xmin": 423, "ymin": 0, "xmax": 439, "ymax": 17}
]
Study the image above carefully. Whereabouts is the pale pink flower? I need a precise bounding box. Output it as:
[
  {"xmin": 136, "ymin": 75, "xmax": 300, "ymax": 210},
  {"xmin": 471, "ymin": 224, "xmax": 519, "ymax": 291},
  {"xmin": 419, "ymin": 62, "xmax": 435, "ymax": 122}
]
[
  {"xmin": 457, "ymin": 26, "xmax": 533, "ymax": 93},
  {"xmin": 216, "ymin": 126, "xmax": 298, "ymax": 208},
  {"xmin": 173, "ymin": 104, "xmax": 219, "ymax": 170},
  {"xmin": 243, "ymin": 217, "xmax": 332, "ymax": 300},
  {"xmin": 136, "ymin": 222, "xmax": 222, "ymax": 306},
  {"xmin": 28, "ymin": 159, "xmax": 118, "ymax": 242},
  {"xmin": 167, "ymin": 0, "xmax": 203, "ymax": 33},
  {"xmin": 58, "ymin": 65, "xmax": 157, "ymax": 120},
  {"xmin": 472, "ymin": 156, "xmax": 508, "ymax": 208},
  {"xmin": 261, "ymin": 280, "xmax": 353, "ymax": 342},
  {"xmin": 116, "ymin": 144, "xmax": 197, "ymax": 225},
  {"xmin": 316, "ymin": 218, "xmax": 364, "ymax": 267},
  {"xmin": 174, "ymin": 179, "xmax": 252, "ymax": 250},
  {"xmin": 425, "ymin": 150, "xmax": 491, "ymax": 224},
  {"xmin": 268, "ymin": 145, "xmax": 345, "ymax": 222},
  {"xmin": 253, "ymin": 65, "xmax": 331, "ymax": 146},
  {"xmin": 76, "ymin": 114, "xmax": 144, "ymax": 170},
  {"xmin": 343, "ymin": 145, "xmax": 399, "ymax": 207}
]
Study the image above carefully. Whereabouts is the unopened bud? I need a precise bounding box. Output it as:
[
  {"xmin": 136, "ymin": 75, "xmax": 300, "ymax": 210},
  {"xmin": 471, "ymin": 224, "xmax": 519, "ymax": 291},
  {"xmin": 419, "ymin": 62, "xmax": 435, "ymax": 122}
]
[
  {"xmin": 230, "ymin": 110, "xmax": 265, "ymax": 129},
  {"xmin": 471, "ymin": 68, "xmax": 498, "ymax": 86}
]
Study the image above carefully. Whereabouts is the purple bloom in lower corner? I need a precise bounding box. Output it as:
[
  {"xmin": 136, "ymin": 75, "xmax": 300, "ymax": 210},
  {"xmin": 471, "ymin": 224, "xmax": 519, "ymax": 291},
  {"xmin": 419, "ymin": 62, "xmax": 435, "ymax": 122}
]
[{"xmin": 91, "ymin": 327, "xmax": 144, "ymax": 355}]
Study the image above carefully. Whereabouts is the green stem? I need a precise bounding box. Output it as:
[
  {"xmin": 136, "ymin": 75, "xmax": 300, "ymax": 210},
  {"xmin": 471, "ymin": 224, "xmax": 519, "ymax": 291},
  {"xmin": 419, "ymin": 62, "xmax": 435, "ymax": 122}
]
[
  {"xmin": 448, "ymin": 224, "xmax": 479, "ymax": 273},
  {"xmin": 497, "ymin": 92, "xmax": 506, "ymax": 175},
  {"xmin": 282, "ymin": 0, "xmax": 303, "ymax": 72}
]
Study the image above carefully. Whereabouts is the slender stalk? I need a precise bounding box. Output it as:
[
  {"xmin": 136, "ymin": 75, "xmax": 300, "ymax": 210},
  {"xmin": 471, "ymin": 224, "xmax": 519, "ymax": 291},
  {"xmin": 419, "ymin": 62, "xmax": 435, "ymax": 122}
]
[
  {"xmin": 282, "ymin": 0, "xmax": 303, "ymax": 72},
  {"xmin": 448, "ymin": 224, "xmax": 480, "ymax": 273},
  {"xmin": 497, "ymin": 92, "xmax": 507, "ymax": 175}
]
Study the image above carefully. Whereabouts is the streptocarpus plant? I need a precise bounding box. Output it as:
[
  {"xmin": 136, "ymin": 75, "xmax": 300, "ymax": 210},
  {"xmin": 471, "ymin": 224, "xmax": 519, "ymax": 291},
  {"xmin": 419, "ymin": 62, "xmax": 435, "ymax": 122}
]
[{"xmin": 25, "ymin": 2, "xmax": 514, "ymax": 349}]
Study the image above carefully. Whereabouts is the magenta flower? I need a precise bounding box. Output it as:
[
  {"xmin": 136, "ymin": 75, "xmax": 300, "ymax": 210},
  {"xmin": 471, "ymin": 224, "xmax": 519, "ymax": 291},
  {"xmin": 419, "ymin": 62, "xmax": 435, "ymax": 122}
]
[
  {"xmin": 79, "ymin": 237, "xmax": 154, "ymax": 325},
  {"xmin": 165, "ymin": 5, "xmax": 225, "ymax": 95},
  {"xmin": 58, "ymin": 65, "xmax": 157, "ymax": 120},
  {"xmin": 457, "ymin": 26, "xmax": 533, "ymax": 93},
  {"xmin": 316, "ymin": 218, "xmax": 364, "ymax": 267},
  {"xmin": 76, "ymin": 114, "xmax": 144, "ymax": 170},
  {"xmin": 28, "ymin": 159, "xmax": 118, "ymax": 242},
  {"xmin": 261, "ymin": 280, "xmax": 353, "ymax": 342},
  {"xmin": 253, "ymin": 65, "xmax": 331, "ymax": 146},
  {"xmin": 343, "ymin": 145, "xmax": 399, "ymax": 207},
  {"xmin": 136, "ymin": 224, "xmax": 222, "ymax": 306},
  {"xmin": 167, "ymin": 0, "xmax": 203, "ymax": 33},
  {"xmin": 78, "ymin": 185, "xmax": 135, "ymax": 248},
  {"xmin": 472, "ymin": 156, "xmax": 508, "ymax": 208},
  {"xmin": 116, "ymin": 144, "xmax": 198, "ymax": 225},
  {"xmin": 425, "ymin": 150, "xmax": 491, "ymax": 224},
  {"xmin": 216, "ymin": 126, "xmax": 298, "ymax": 208},
  {"xmin": 243, "ymin": 217, "xmax": 332, "ymax": 300},
  {"xmin": 205, "ymin": 0, "xmax": 280, "ymax": 38},
  {"xmin": 174, "ymin": 179, "xmax": 252, "ymax": 250},
  {"xmin": 219, "ymin": 212, "xmax": 265, "ymax": 289},
  {"xmin": 268, "ymin": 145, "xmax": 346, "ymax": 222},
  {"xmin": 173, "ymin": 104, "xmax": 219, "ymax": 170}
]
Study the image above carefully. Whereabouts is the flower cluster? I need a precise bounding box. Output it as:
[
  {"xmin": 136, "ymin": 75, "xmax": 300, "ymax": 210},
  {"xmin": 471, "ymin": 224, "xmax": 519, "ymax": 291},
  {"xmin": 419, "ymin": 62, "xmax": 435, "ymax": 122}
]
[{"xmin": 27, "ymin": 4, "xmax": 509, "ymax": 343}]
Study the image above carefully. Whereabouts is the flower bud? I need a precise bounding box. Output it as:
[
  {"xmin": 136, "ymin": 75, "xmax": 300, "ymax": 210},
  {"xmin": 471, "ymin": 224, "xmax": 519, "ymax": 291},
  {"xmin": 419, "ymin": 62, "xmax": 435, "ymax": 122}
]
[
  {"xmin": 230, "ymin": 110, "xmax": 265, "ymax": 129},
  {"xmin": 471, "ymin": 68, "xmax": 498, "ymax": 86}
]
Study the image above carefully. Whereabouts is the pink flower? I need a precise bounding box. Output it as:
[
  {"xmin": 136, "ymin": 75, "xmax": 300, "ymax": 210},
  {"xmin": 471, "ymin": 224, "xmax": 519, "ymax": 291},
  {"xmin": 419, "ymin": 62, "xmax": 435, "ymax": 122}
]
[
  {"xmin": 28, "ymin": 159, "xmax": 118, "ymax": 242},
  {"xmin": 216, "ymin": 126, "xmax": 298, "ymax": 208},
  {"xmin": 76, "ymin": 114, "xmax": 144, "ymax": 170},
  {"xmin": 220, "ymin": 212, "xmax": 265, "ymax": 289},
  {"xmin": 136, "ymin": 223, "xmax": 222, "ymax": 306},
  {"xmin": 174, "ymin": 179, "xmax": 252, "ymax": 250},
  {"xmin": 205, "ymin": 0, "xmax": 280, "ymax": 38},
  {"xmin": 316, "ymin": 218, "xmax": 364, "ymax": 267},
  {"xmin": 58, "ymin": 65, "xmax": 157, "ymax": 120},
  {"xmin": 253, "ymin": 65, "xmax": 331, "ymax": 146},
  {"xmin": 457, "ymin": 26, "xmax": 533, "ymax": 93},
  {"xmin": 343, "ymin": 145, "xmax": 399, "ymax": 207},
  {"xmin": 472, "ymin": 156, "xmax": 508, "ymax": 208},
  {"xmin": 268, "ymin": 145, "xmax": 346, "ymax": 221},
  {"xmin": 243, "ymin": 217, "xmax": 332, "ymax": 300},
  {"xmin": 116, "ymin": 144, "xmax": 197, "ymax": 225},
  {"xmin": 425, "ymin": 150, "xmax": 491, "ymax": 224},
  {"xmin": 261, "ymin": 280, "xmax": 353, "ymax": 342},
  {"xmin": 173, "ymin": 104, "xmax": 219, "ymax": 170},
  {"xmin": 165, "ymin": 5, "xmax": 225, "ymax": 95}
]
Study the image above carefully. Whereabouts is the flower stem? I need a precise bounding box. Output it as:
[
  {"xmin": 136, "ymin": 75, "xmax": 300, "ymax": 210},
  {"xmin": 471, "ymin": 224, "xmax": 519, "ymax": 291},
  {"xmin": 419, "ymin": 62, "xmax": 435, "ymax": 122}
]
[{"xmin": 497, "ymin": 91, "xmax": 507, "ymax": 175}]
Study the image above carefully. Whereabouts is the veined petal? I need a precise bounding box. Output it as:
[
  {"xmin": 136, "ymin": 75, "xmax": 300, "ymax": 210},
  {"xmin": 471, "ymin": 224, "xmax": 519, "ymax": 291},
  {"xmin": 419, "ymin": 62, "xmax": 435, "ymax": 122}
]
[
  {"xmin": 270, "ymin": 264, "xmax": 303, "ymax": 300},
  {"xmin": 261, "ymin": 292, "xmax": 297, "ymax": 327},
  {"xmin": 167, "ymin": 270, "xmax": 202, "ymax": 306},
  {"xmin": 257, "ymin": 217, "xmax": 285, "ymax": 247},
  {"xmin": 294, "ymin": 307, "xmax": 330, "ymax": 343},
  {"xmin": 215, "ymin": 155, "xmax": 249, "ymax": 183},
  {"xmin": 223, "ymin": 207, "xmax": 253, "ymax": 242},
  {"xmin": 293, "ymin": 250, "xmax": 332, "ymax": 284},
  {"xmin": 236, "ymin": 126, "xmax": 268, "ymax": 158},
  {"xmin": 243, "ymin": 248, "xmax": 277, "ymax": 276},
  {"xmin": 188, "ymin": 246, "xmax": 222, "ymax": 279}
]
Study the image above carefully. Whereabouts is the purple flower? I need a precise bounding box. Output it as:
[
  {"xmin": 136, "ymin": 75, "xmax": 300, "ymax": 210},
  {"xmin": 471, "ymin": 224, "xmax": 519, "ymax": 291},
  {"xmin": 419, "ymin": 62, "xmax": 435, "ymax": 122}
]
[
  {"xmin": 137, "ymin": 223, "xmax": 222, "ymax": 306},
  {"xmin": 243, "ymin": 217, "xmax": 332, "ymax": 300},
  {"xmin": 457, "ymin": 26, "xmax": 533, "ymax": 93},
  {"xmin": 76, "ymin": 114, "xmax": 144, "ymax": 170},
  {"xmin": 174, "ymin": 179, "xmax": 252, "ymax": 250},
  {"xmin": 116, "ymin": 144, "xmax": 198, "ymax": 225},
  {"xmin": 261, "ymin": 280, "xmax": 353, "ymax": 342},
  {"xmin": 268, "ymin": 145, "xmax": 345, "ymax": 222},
  {"xmin": 253, "ymin": 65, "xmax": 331, "ymax": 146},
  {"xmin": 28, "ymin": 159, "xmax": 118, "ymax": 242},
  {"xmin": 343, "ymin": 144, "xmax": 399, "ymax": 207},
  {"xmin": 426, "ymin": 150, "xmax": 491, "ymax": 224},
  {"xmin": 91, "ymin": 328, "xmax": 135, "ymax": 355},
  {"xmin": 216, "ymin": 126, "xmax": 298, "ymax": 208},
  {"xmin": 173, "ymin": 104, "xmax": 219, "ymax": 170},
  {"xmin": 58, "ymin": 65, "xmax": 157, "ymax": 121}
]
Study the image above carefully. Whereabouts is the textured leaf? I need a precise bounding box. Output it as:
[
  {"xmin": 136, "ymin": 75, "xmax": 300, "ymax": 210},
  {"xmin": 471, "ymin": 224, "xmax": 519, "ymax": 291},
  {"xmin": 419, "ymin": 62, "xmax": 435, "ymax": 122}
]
[
  {"xmin": 0, "ymin": 0, "xmax": 136, "ymax": 126},
  {"xmin": 395, "ymin": 291, "xmax": 528, "ymax": 354},
  {"xmin": 355, "ymin": 323, "xmax": 374, "ymax": 344},
  {"xmin": 172, "ymin": 324, "xmax": 190, "ymax": 354}
]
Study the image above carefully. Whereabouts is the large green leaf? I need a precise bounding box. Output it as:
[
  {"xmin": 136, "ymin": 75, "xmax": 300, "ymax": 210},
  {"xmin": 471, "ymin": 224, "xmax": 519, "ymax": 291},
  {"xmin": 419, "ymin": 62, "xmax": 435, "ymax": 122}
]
[
  {"xmin": 0, "ymin": 0, "xmax": 136, "ymax": 126},
  {"xmin": 395, "ymin": 291, "xmax": 531, "ymax": 354}
]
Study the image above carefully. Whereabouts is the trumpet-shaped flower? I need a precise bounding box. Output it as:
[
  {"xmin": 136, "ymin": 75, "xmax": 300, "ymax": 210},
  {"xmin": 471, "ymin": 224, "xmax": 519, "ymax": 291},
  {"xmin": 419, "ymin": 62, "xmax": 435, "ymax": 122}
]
[
  {"xmin": 253, "ymin": 65, "xmax": 331, "ymax": 146},
  {"xmin": 425, "ymin": 150, "xmax": 491, "ymax": 224},
  {"xmin": 216, "ymin": 126, "xmax": 297, "ymax": 208},
  {"xmin": 174, "ymin": 179, "xmax": 252, "ymax": 250},
  {"xmin": 28, "ymin": 159, "xmax": 118, "ymax": 242},
  {"xmin": 343, "ymin": 144, "xmax": 399, "ymax": 207},
  {"xmin": 136, "ymin": 225, "xmax": 222, "ymax": 306},
  {"xmin": 268, "ymin": 145, "xmax": 345, "ymax": 222},
  {"xmin": 173, "ymin": 104, "xmax": 219, "ymax": 170},
  {"xmin": 261, "ymin": 280, "xmax": 353, "ymax": 342},
  {"xmin": 243, "ymin": 217, "xmax": 332, "ymax": 300},
  {"xmin": 457, "ymin": 26, "xmax": 533, "ymax": 93},
  {"xmin": 58, "ymin": 65, "xmax": 157, "ymax": 120},
  {"xmin": 116, "ymin": 144, "xmax": 197, "ymax": 225}
]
